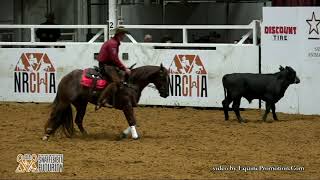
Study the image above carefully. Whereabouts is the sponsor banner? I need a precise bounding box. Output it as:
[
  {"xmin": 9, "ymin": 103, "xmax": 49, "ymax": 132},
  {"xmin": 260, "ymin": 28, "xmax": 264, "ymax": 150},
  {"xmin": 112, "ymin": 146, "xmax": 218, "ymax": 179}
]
[
  {"xmin": 14, "ymin": 53, "xmax": 57, "ymax": 94},
  {"xmin": 262, "ymin": 7, "xmax": 320, "ymax": 114},
  {"xmin": 304, "ymin": 10, "xmax": 320, "ymax": 59},
  {"xmin": 0, "ymin": 45, "xmax": 100, "ymax": 102},
  {"xmin": 120, "ymin": 44, "xmax": 259, "ymax": 108},
  {"xmin": 264, "ymin": 26, "xmax": 297, "ymax": 41},
  {"xmin": 0, "ymin": 44, "xmax": 259, "ymax": 108},
  {"xmin": 168, "ymin": 54, "xmax": 208, "ymax": 98}
]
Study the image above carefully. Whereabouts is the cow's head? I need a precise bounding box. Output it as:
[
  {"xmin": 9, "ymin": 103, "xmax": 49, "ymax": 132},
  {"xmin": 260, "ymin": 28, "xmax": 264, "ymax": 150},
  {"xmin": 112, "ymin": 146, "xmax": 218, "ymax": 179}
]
[{"xmin": 279, "ymin": 65, "xmax": 300, "ymax": 84}]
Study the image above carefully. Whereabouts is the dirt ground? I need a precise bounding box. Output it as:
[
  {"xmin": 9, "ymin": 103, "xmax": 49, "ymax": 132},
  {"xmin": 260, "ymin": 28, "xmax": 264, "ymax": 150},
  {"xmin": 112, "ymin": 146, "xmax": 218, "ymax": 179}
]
[{"xmin": 0, "ymin": 102, "xmax": 319, "ymax": 180}]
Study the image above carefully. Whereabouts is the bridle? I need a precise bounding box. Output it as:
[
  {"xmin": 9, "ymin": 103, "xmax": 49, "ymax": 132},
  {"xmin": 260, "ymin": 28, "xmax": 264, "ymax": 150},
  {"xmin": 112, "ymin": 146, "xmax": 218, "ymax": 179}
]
[{"xmin": 157, "ymin": 70, "xmax": 168, "ymax": 95}]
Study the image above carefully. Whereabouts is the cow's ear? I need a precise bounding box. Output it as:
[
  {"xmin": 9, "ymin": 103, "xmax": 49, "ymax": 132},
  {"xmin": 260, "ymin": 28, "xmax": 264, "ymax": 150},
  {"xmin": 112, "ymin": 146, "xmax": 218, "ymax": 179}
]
[{"xmin": 279, "ymin": 65, "xmax": 285, "ymax": 71}]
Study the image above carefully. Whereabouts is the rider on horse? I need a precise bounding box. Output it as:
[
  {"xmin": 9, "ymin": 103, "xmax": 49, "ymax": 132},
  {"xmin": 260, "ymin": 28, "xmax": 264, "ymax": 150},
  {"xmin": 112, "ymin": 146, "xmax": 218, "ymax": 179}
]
[{"xmin": 95, "ymin": 26, "xmax": 131, "ymax": 110}]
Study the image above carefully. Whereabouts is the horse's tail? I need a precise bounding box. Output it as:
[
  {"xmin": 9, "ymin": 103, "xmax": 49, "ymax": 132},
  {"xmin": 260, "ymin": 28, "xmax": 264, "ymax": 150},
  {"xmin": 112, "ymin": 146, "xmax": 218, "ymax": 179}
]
[
  {"xmin": 45, "ymin": 94, "xmax": 74, "ymax": 137},
  {"xmin": 60, "ymin": 103, "xmax": 74, "ymax": 137}
]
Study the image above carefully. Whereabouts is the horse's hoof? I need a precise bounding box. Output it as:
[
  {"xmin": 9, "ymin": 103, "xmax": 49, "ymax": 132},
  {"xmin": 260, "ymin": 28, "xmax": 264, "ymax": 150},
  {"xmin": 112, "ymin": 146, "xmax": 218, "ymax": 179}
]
[
  {"xmin": 42, "ymin": 135, "xmax": 49, "ymax": 141},
  {"xmin": 95, "ymin": 106, "xmax": 101, "ymax": 111},
  {"xmin": 133, "ymin": 136, "xmax": 140, "ymax": 140},
  {"xmin": 117, "ymin": 133, "xmax": 127, "ymax": 141},
  {"xmin": 81, "ymin": 131, "xmax": 88, "ymax": 137}
]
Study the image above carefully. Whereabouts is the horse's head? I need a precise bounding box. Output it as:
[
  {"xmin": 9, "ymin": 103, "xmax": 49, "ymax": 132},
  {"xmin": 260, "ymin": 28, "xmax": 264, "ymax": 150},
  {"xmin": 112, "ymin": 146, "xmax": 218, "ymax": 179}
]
[{"xmin": 153, "ymin": 64, "xmax": 170, "ymax": 98}]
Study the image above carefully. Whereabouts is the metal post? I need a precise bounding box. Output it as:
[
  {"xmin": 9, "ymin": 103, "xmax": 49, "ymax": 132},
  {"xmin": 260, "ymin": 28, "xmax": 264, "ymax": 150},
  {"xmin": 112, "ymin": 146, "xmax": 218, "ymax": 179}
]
[
  {"xmin": 30, "ymin": 27, "xmax": 35, "ymax": 42},
  {"xmin": 108, "ymin": 0, "xmax": 117, "ymax": 38},
  {"xmin": 46, "ymin": 0, "xmax": 49, "ymax": 14},
  {"xmin": 87, "ymin": 0, "xmax": 92, "ymax": 41},
  {"xmin": 48, "ymin": 0, "xmax": 52, "ymax": 13},
  {"xmin": 252, "ymin": 20, "xmax": 258, "ymax": 45},
  {"xmin": 183, "ymin": 28, "xmax": 188, "ymax": 44},
  {"xmin": 226, "ymin": 1, "xmax": 230, "ymax": 42},
  {"xmin": 104, "ymin": 28, "xmax": 108, "ymax": 41},
  {"xmin": 162, "ymin": 1, "xmax": 166, "ymax": 24}
]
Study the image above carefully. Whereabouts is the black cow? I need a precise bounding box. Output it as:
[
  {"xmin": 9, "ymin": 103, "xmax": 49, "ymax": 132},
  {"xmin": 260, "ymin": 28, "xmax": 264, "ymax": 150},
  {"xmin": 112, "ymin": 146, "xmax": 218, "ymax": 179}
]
[{"xmin": 222, "ymin": 66, "xmax": 300, "ymax": 123}]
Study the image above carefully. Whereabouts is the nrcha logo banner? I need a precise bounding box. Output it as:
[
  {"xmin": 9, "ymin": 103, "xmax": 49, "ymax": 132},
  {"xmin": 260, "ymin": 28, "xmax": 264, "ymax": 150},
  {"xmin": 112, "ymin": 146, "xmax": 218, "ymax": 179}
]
[
  {"xmin": 14, "ymin": 53, "xmax": 56, "ymax": 94},
  {"xmin": 168, "ymin": 54, "xmax": 208, "ymax": 97}
]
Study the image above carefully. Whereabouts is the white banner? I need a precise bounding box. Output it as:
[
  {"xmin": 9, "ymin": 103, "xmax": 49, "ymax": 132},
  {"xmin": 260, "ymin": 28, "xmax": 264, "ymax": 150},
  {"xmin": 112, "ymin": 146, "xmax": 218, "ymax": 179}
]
[
  {"xmin": 0, "ymin": 43, "xmax": 259, "ymax": 108},
  {"xmin": 0, "ymin": 44, "xmax": 100, "ymax": 102},
  {"xmin": 120, "ymin": 44, "xmax": 259, "ymax": 108},
  {"xmin": 262, "ymin": 7, "xmax": 320, "ymax": 115}
]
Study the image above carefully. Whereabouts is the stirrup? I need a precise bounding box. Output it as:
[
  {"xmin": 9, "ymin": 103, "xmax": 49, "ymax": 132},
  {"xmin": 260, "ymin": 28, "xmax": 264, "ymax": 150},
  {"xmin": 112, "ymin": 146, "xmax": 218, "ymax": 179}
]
[
  {"xmin": 120, "ymin": 81, "xmax": 128, "ymax": 87},
  {"xmin": 104, "ymin": 103, "xmax": 113, "ymax": 108}
]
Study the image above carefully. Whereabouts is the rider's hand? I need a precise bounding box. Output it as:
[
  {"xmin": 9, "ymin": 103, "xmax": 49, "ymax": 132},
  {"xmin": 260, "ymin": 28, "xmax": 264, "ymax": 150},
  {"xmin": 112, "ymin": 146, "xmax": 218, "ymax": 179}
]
[{"xmin": 125, "ymin": 68, "xmax": 131, "ymax": 75}]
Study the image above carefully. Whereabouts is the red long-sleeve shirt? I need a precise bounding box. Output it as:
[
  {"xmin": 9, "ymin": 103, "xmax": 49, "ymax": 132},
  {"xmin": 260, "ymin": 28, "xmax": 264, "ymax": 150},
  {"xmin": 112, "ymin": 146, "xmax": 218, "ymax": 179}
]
[{"xmin": 97, "ymin": 36, "xmax": 127, "ymax": 71}]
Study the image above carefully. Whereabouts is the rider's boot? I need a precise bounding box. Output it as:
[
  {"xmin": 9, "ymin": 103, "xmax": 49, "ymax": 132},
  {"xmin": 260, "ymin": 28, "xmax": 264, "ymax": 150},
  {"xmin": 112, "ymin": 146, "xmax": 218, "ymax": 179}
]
[{"xmin": 95, "ymin": 83, "xmax": 118, "ymax": 111}]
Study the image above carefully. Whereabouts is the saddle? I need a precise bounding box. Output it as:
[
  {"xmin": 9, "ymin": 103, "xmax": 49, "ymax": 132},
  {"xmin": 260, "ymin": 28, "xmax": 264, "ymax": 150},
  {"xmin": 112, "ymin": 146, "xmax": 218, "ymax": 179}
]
[{"xmin": 80, "ymin": 67, "xmax": 108, "ymax": 90}]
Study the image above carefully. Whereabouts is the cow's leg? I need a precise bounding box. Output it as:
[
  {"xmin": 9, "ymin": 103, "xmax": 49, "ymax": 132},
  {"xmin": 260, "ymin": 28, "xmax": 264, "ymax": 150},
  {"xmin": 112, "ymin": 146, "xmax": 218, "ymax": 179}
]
[
  {"xmin": 271, "ymin": 103, "xmax": 278, "ymax": 121},
  {"xmin": 222, "ymin": 97, "xmax": 232, "ymax": 120},
  {"xmin": 263, "ymin": 102, "xmax": 272, "ymax": 122},
  {"xmin": 232, "ymin": 98, "xmax": 245, "ymax": 123}
]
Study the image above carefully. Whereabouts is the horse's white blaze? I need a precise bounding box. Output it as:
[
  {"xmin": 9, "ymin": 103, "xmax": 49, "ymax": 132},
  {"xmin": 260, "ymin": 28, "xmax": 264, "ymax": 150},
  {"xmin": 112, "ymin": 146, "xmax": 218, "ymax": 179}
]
[
  {"xmin": 130, "ymin": 126, "xmax": 138, "ymax": 139},
  {"xmin": 123, "ymin": 126, "xmax": 131, "ymax": 135}
]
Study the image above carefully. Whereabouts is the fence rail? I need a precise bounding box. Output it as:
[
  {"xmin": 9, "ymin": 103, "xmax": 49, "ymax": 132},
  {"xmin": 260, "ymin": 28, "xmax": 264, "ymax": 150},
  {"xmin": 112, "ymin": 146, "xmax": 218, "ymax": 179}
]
[
  {"xmin": 0, "ymin": 25, "xmax": 108, "ymax": 45},
  {"xmin": 0, "ymin": 20, "xmax": 260, "ymax": 46}
]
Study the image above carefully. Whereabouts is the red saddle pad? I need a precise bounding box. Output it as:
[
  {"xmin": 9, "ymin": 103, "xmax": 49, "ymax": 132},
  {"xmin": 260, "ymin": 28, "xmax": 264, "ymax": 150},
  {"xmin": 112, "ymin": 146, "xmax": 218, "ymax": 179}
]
[{"xmin": 80, "ymin": 68, "xmax": 108, "ymax": 89}]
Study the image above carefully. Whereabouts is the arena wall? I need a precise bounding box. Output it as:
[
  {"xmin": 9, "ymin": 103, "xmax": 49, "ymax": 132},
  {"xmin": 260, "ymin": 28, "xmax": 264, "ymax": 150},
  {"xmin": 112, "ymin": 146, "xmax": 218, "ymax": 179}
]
[
  {"xmin": 0, "ymin": 44, "xmax": 259, "ymax": 109},
  {"xmin": 2, "ymin": 7, "xmax": 320, "ymax": 115}
]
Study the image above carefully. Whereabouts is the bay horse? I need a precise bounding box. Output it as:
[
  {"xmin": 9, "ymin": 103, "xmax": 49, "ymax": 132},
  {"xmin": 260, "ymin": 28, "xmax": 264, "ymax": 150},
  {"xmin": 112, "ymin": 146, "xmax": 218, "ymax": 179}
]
[{"xmin": 42, "ymin": 64, "xmax": 169, "ymax": 141}]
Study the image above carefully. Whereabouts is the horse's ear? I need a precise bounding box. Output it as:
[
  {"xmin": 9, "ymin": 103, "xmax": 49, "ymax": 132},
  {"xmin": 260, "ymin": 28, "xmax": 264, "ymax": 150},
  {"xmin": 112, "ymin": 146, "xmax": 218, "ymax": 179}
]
[
  {"xmin": 160, "ymin": 63, "xmax": 164, "ymax": 71},
  {"xmin": 279, "ymin": 65, "xmax": 285, "ymax": 71}
]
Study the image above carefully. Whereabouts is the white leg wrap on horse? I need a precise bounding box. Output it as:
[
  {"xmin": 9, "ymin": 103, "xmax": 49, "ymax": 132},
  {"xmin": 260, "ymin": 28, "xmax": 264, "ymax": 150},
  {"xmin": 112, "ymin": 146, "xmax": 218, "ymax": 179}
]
[
  {"xmin": 123, "ymin": 126, "xmax": 131, "ymax": 135},
  {"xmin": 130, "ymin": 126, "xmax": 138, "ymax": 139}
]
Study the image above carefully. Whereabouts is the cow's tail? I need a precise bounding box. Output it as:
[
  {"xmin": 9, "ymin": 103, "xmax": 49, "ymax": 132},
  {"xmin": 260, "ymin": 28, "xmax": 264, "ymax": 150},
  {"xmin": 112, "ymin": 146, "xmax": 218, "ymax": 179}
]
[
  {"xmin": 222, "ymin": 75, "xmax": 227, "ymax": 99},
  {"xmin": 221, "ymin": 75, "xmax": 230, "ymax": 120}
]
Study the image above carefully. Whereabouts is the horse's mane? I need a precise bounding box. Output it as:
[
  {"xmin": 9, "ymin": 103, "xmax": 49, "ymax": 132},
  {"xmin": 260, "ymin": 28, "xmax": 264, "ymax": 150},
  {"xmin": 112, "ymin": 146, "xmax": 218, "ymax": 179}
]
[{"xmin": 130, "ymin": 65, "xmax": 161, "ymax": 82}]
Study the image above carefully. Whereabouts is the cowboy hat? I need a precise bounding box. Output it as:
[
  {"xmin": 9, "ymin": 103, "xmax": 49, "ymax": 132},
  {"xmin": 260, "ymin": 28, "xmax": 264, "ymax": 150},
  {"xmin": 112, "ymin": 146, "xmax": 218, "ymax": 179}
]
[{"xmin": 113, "ymin": 26, "xmax": 130, "ymax": 35}]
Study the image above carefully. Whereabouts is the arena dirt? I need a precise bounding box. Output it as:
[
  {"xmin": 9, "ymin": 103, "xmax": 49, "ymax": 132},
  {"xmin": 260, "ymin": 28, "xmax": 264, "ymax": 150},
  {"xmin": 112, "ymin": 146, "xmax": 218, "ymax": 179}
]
[{"xmin": 0, "ymin": 102, "xmax": 319, "ymax": 179}]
